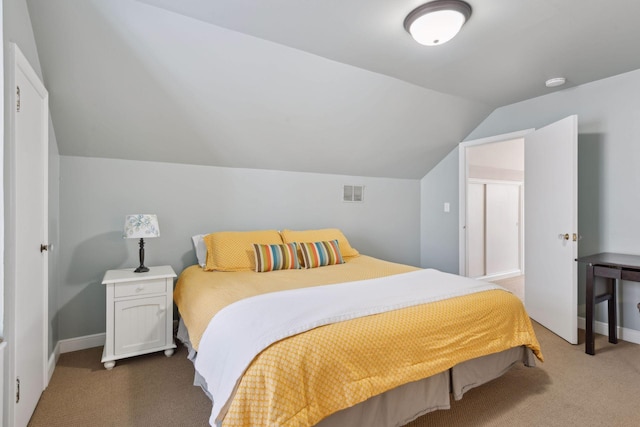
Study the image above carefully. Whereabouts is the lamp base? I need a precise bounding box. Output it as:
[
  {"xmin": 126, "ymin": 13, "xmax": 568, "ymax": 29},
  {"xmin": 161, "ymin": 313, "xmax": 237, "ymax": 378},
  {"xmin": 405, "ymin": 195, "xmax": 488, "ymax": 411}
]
[{"xmin": 134, "ymin": 238, "xmax": 149, "ymax": 273}]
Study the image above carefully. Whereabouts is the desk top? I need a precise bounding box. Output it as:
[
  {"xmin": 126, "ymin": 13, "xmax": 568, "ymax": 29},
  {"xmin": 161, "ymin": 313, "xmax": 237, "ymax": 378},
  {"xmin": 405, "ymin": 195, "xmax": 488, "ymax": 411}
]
[{"xmin": 575, "ymin": 252, "xmax": 640, "ymax": 269}]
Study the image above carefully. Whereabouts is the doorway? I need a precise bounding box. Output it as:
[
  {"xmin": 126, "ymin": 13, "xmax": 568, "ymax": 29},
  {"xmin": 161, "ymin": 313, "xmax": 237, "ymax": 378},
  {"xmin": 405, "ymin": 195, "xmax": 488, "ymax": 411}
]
[
  {"xmin": 458, "ymin": 117, "xmax": 578, "ymax": 345},
  {"xmin": 458, "ymin": 130, "xmax": 530, "ymax": 301}
]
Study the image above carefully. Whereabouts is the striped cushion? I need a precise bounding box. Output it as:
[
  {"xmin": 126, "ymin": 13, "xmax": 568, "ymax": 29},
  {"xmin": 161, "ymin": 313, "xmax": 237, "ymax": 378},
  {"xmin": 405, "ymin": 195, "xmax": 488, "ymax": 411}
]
[
  {"xmin": 253, "ymin": 243, "xmax": 300, "ymax": 272},
  {"xmin": 281, "ymin": 229, "xmax": 359, "ymax": 259},
  {"xmin": 298, "ymin": 240, "xmax": 344, "ymax": 269}
]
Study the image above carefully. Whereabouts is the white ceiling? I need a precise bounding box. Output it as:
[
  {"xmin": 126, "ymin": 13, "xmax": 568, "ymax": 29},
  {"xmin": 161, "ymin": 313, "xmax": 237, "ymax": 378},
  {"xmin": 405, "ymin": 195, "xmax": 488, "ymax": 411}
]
[{"xmin": 26, "ymin": 0, "xmax": 640, "ymax": 179}]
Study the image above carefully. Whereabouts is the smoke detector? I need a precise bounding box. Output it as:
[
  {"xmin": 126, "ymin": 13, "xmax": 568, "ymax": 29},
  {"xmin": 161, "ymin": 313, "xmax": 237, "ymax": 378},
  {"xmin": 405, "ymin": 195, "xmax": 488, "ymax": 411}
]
[{"xmin": 545, "ymin": 77, "xmax": 566, "ymax": 88}]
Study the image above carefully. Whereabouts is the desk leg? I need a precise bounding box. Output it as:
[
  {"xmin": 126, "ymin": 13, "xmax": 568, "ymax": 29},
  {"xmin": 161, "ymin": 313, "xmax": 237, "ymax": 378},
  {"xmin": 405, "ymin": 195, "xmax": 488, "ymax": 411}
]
[
  {"xmin": 608, "ymin": 279, "xmax": 618, "ymax": 344},
  {"xmin": 585, "ymin": 265, "xmax": 595, "ymax": 355}
]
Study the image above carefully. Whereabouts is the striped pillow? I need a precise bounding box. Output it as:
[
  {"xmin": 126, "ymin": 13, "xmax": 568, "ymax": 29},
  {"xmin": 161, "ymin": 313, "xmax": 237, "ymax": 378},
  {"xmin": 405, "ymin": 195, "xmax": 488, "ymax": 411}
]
[
  {"xmin": 298, "ymin": 240, "xmax": 344, "ymax": 269},
  {"xmin": 253, "ymin": 243, "xmax": 300, "ymax": 272}
]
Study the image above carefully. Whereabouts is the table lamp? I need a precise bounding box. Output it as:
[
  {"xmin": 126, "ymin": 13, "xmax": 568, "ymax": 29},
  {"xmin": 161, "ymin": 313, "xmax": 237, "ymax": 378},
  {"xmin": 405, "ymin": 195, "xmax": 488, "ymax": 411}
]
[{"xmin": 124, "ymin": 214, "xmax": 160, "ymax": 273}]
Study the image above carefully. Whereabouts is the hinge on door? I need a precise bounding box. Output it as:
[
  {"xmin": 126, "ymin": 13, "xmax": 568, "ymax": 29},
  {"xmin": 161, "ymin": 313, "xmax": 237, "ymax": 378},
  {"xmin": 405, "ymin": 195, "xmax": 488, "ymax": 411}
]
[
  {"xmin": 16, "ymin": 377, "xmax": 20, "ymax": 403},
  {"xmin": 16, "ymin": 86, "xmax": 21, "ymax": 112}
]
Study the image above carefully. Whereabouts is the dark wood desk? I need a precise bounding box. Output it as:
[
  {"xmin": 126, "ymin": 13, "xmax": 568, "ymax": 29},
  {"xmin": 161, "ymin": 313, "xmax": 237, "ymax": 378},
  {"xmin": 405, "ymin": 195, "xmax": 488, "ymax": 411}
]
[{"xmin": 575, "ymin": 252, "xmax": 640, "ymax": 355}]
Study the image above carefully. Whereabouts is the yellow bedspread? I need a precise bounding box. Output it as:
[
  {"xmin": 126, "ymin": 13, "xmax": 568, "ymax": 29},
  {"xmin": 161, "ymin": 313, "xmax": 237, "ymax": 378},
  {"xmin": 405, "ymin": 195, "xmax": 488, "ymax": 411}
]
[
  {"xmin": 223, "ymin": 289, "xmax": 542, "ymax": 427},
  {"xmin": 174, "ymin": 256, "xmax": 543, "ymax": 427},
  {"xmin": 174, "ymin": 255, "xmax": 418, "ymax": 351}
]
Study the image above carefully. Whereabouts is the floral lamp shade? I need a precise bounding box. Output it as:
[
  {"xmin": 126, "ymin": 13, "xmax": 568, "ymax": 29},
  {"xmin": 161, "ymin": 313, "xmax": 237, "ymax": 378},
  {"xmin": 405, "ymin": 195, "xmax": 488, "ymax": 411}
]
[
  {"xmin": 124, "ymin": 214, "xmax": 160, "ymax": 273},
  {"xmin": 124, "ymin": 214, "xmax": 160, "ymax": 239}
]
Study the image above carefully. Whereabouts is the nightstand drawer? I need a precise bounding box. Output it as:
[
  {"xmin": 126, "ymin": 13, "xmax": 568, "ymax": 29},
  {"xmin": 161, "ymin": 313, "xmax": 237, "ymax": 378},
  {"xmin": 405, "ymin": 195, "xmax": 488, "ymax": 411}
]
[{"xmin": 114, "ymin": 278, "xmax": 167, "ymax": 297}]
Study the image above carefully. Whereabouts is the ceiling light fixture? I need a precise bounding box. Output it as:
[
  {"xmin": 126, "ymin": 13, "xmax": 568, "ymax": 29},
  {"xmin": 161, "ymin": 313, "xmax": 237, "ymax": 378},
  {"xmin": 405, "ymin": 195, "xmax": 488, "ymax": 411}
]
[
  {"xmin": 404, "ymin": 0, "xmax": 472, "ymax": 46},
  {"xmin": 545, "ymin": 77, "xmax": 566, "ymax": 88}
]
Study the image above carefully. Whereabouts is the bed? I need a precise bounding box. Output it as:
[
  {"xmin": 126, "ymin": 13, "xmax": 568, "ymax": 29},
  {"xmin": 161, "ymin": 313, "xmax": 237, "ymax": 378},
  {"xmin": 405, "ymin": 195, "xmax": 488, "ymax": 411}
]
[{"xmin": 174, "ymin": 229, "xmax": 543, "ymax": 427}]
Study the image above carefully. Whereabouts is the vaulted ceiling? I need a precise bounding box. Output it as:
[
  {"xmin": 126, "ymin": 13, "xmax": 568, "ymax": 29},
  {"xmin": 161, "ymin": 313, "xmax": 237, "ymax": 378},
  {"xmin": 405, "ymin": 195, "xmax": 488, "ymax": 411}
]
[{"xmin": 26, "ymin": 0, "xmax": 640, "ymax": 179}]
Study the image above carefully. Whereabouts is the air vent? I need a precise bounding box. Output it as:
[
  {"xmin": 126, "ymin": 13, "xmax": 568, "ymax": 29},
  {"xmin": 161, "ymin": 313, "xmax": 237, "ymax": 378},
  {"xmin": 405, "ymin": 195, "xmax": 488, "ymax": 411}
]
[{"xmin": 343, "ymin": 185, "xmax": 364, "ymax": 203}]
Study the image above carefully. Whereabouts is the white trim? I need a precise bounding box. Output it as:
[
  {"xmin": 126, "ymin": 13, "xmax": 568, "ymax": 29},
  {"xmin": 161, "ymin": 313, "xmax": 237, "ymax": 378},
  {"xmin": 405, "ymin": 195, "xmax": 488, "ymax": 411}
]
[
  {"xmin": 476, "ymin": 270, "xmax": 522, "ymax": 282},
  {"xmin": 0, "ymin": 0, "xmax": 5, "ymax": 340},
  {"xmin": 461, "ymin": 130, "xmax": 533, "ymax": 149},
  {"xmin": 0, "ymin": 5, "xmax": 4, "ymax": 424},
  {"xmin": 468, "ymin": 178, "xmax": 523, "ymax": 186},
  {"xmin": 46, "ymin": 335, "xmax": 105, "ymax": 381},
  {"xmin": 0, "ymin": 342, "xmax": 6, "ymax": 426},
  {"xmin": 577, "ymin": 317, "xmax": 640, "ymax": 346},
  {"xmin": 458, "ymin": 129, "xmax": 534, "ymax": 276},
  {"xmin": 47, "ymin": 342, "xmax": 60, "ymax": 383},
  {"xmin": 59, "ymin": 333, "xmax": 106, "ymax": 354}
]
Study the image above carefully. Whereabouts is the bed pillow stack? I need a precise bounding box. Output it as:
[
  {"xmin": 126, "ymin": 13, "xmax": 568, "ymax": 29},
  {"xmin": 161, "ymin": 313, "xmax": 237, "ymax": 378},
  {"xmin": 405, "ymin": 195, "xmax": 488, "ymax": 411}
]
[{"xmin": 197, "ymin": 228, "xmax": 360, "ymax": 272}]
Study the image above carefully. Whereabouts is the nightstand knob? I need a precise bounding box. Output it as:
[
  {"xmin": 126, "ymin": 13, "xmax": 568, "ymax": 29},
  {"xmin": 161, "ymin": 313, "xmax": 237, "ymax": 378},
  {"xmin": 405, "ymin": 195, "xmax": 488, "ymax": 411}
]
[{"xmin": 136, "ymin": 285, "xmax": 145, "ymax": 292}]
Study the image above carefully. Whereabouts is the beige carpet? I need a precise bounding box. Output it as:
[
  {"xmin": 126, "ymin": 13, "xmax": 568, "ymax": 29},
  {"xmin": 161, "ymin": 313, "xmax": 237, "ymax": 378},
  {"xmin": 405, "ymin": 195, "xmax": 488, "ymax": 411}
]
[{"xmin": 29, "ymin": 322, "xmax": 639, "ymax": 427}]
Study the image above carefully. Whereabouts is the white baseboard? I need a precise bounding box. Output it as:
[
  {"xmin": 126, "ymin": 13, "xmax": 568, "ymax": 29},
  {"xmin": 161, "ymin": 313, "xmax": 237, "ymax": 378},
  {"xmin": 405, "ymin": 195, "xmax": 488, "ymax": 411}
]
[
  {"xmin": 47, "ymin": 341, "xmax": 60, "ymax": 384},
  {"xmin": 58, "ymin": 333, "xmax": 105, "ymax": 354},
  {"xmin": 478, "ymin": 270, "xmax": 522, "ymax": 282},
  {"xmin": 47, "ymin": 334, "xmax": 105, "ymax": 383},
  {"xmin": 0, "ymin": 341, "xmax": 6, "ymax": 424},
  {"xmin": 577, "ymin": 317, "xmax": 640, "ymax": 345}
]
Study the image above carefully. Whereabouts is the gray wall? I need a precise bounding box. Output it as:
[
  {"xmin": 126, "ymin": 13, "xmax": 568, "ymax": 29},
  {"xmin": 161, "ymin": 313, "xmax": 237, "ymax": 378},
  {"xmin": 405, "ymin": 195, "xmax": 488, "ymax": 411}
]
[
  {"xmin": 47, "ymin": 118, "xmax": 60, "ymax": 352},
  {"xmin": 426, "ymin": 68, "xmax": 640, "ymax": 331},
  {"xmin": 58, "ymin": 156, "xmax": 420, "ymax": 340},
  {"xmin": 420, "ymin": 148, "xmax": 459, "ymax": 273}
]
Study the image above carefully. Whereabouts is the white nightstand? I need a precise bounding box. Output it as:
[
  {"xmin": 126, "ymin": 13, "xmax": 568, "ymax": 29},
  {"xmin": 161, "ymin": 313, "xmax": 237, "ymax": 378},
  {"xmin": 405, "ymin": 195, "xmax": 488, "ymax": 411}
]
[{"xmin": 101, "ymin": 265, "xmax": 177, "ymax": 369}]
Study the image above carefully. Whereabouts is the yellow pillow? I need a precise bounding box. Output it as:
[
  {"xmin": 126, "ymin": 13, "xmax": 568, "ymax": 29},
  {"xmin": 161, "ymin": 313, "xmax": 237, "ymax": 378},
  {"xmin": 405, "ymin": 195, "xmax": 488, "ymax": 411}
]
[
  {"xmin": 204, "ymin": 230, "xmax": 283, "ymax": 272},
  {"xmin": 280, "ymin": 228, "xmax": 360, "ymax": 259}
]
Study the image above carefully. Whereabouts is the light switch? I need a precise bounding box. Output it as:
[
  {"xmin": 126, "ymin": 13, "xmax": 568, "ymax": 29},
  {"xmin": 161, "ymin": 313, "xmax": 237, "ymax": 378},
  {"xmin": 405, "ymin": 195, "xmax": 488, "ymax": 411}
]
[{"xmin": 444, "ymin": 202, "xmax": 450, "ymax": 213}]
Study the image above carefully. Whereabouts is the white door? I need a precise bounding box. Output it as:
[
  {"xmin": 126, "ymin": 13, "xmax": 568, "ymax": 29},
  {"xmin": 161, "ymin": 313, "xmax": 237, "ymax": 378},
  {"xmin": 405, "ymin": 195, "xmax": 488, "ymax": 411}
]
[
  {"xmin": 524, "ymin": 115, "xmax": 578, "ymax": 344},
  {"xmin": 8, "ymin": 44, "xmax": 49, "ymax": 427},
  {"xmin": 466, "ymin": 183, "xmax": 485, "ymax": 278},
  {"xmin": 486, "ymin": 183, "xmax": 520, "ymax": 275}
]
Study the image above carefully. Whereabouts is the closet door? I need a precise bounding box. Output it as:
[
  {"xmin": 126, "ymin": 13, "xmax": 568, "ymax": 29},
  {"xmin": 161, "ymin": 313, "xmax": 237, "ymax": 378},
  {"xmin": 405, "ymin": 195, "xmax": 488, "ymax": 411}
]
[
  {"xmin": 9, "ymin": 43, "xmax": 49, "ymax": 427},
  {"xmin": 466, "ymin": 183, "xmax": 485, "ymax": 278},
  {"xmin": 486, "ymin": 184, "xmax": 520, "ymax": 275}
]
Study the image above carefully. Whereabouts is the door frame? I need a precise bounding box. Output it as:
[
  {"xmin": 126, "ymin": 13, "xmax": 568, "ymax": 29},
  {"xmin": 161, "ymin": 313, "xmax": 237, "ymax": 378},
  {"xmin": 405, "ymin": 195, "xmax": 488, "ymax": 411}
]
[
  {"xmin": 458, "ymin": 129, "xmax": 533, "ymax": 276},
  {"xmin": 5, "ymin": 43, "xmax": 49, "ymax": 427}
]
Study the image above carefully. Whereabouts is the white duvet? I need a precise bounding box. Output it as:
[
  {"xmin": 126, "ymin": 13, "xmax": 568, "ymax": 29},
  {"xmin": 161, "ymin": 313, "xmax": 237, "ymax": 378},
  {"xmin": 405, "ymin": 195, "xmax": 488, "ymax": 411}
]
[{"xmin": 195, "ymin": 268, "xmax": 504, "ymax": 425}]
